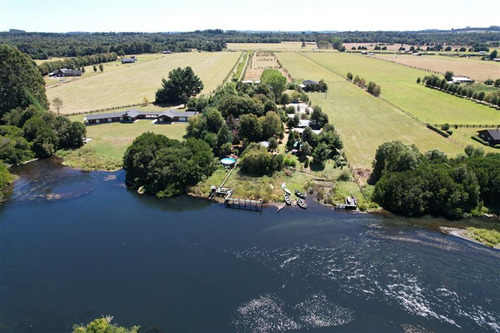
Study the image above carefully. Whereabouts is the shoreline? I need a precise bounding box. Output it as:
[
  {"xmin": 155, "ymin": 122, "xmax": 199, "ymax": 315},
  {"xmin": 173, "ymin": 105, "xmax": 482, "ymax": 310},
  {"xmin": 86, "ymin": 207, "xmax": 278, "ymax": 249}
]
[{"xmin": 440, "ymin": 227, "xmax": 500, "ymax": 250}]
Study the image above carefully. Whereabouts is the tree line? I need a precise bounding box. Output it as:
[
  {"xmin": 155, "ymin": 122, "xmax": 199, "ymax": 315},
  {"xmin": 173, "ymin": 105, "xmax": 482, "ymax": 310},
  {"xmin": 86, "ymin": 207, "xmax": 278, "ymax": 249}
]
[
  {"xmin": 3, "ymin": 28, "xmax": 499, "ymax": 60},
  {"xmin": 346, "ymin": 72, "xmax": 381, "ymax": 97},
  {"xmin": 370, "ymin": 141, "xmax": 499, "ymax": 218},
  {"xmin": 420, "ymin": 74, "xmax": 500, "ymax": 108},
  {"xmin": 37, "ymin": 52, "xmax": 118, "ymax": 76}
]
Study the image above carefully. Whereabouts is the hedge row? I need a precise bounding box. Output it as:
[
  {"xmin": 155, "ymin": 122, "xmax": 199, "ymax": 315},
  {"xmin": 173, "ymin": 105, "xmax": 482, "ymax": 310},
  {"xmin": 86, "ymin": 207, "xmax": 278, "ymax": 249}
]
[{"xmin": 427, "ymin": 124, "xmax": 450, "ymax": 137}]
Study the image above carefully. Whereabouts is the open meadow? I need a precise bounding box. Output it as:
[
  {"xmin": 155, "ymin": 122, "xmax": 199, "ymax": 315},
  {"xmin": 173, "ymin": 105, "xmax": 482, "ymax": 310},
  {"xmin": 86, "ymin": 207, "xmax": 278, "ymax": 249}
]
[
  {"xmin": 46, "ymin": 52, "xmax": 241, "ymax": 114},
  {"xmin": 58, "ymin": 117, "xmax": 188, "ymax": 170},
  {"xmin": 300, "ymin": 52, "xmax": 500, "ymax": 125},
  {"xmin": 277, "ymin": 52, "xmax": 464, "ymax": 172},
  {"xmin": 376, "ymin": 54, "xmax": 500, "ymax": 81},
  {"xmin": 227, "ymin": 42, "xmax": 317, "ymax": 52}
]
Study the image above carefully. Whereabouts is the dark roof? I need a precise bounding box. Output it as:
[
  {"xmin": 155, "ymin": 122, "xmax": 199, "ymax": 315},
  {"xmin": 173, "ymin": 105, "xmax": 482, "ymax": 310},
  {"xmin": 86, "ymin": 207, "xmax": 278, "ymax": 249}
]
[
  {"xmin": 479, "ymin": 129, "xmax": 500, "ymax": 140},
  {"xmin": 84, "ymin": 109, "xmax": 196, "ymax": 121},
  {"xmin": 303, "ymin": 80, "xmax": 319, "ymax": 86},
  {"xmin": 59, "ymin": 68, "xmax": 82, "ymax": 75},
  {"xmin": 85, "ymin": 111, "xmax": 127, "ymax": 121},
  {"xmin": 159, "ymin": 110, "xmax": 197, "ymax": 118}
]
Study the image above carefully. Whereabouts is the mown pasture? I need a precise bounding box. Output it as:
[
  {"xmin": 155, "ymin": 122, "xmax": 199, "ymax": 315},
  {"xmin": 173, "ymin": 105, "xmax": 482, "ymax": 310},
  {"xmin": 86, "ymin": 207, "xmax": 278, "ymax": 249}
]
[
  {"xmin": 46, "ymin": 52, "xmax": 241, "ymax": 114},
  {"xmin": 301, "ymin": 52, "xmax": 499, "ymax": 124},
  {"xmin": 376, "ymin": 54, "xmax": 500, "ymax": 82},
  {"xmin": 60, "ymin": 110, "xmax": 188, "ymax": 170},
  {"xmin": 276, "ymin": 52, "xmax": 464, "ymax": 171}
]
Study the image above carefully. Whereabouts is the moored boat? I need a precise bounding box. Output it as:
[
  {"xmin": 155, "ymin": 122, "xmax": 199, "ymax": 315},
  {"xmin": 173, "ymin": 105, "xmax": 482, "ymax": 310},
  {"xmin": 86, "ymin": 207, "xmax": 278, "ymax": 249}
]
[
  {"xmin": 297, "ymin": 198, "xmax": 307, "ymax": 209},
  {"xmin": 284, "ymin": 194, "xmax": 292, "ymax": 205},
  {"xmin": 295, "ymin": 190, "xmax": 306, "ymax": 199}
]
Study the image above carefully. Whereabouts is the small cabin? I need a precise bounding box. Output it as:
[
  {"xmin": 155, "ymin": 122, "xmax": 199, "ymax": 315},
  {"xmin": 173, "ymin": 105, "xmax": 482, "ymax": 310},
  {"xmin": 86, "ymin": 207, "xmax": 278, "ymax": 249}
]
[{"xmin": 477, "ymin": 129, "xmax": 500, "ymax": 145}]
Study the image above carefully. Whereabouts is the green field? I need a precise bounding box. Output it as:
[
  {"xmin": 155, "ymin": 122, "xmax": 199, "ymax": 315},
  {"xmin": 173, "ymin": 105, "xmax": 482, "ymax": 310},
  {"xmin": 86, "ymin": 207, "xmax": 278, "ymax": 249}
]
[
  {"xmin": 58, "ymin": 119, "xmax": 188, "ymax": 170},
  {"xmin": 47, "ymin": 52, "xmax": 241, "ymax": 114},
  {"xmin": 277, "ymin": 52, "xmax": 463, "ymax": 171},
  {"xmin": 299, "ymin": 53, "xmax": 499, "ymax": 125},
  {"xmin": 450, "ymin": 127, "xmax": 499, "ymax": 154}
]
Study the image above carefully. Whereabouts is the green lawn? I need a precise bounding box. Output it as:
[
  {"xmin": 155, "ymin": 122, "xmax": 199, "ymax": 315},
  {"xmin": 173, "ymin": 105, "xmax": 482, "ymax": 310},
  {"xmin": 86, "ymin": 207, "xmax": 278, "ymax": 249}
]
[
  {"xmin": 47, "ymin": 52, "xmax": 241, "ymax": 114},
  {"xmin": 300, "ymin": 52, "xmax": 499, "ymax": 125},
  {"xmin": 277, "ymin": 52, "xmax": 463, "ymax": 171},
  {"xmin": 58, "ymin": 119, "xmax": 188, "ymax": 170}
]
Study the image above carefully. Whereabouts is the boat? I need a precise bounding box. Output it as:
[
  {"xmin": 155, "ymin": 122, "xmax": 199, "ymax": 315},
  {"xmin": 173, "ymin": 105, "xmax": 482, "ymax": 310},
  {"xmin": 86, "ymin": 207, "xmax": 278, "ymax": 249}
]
[
  {"xmin": 283, "ymin": 188, "xmax": 291, "ymax": 196},
  {"xmin": 284, "ymin": 194, "xmax": 292, "ymax": 205},
  {"xmin": 297, "ymin": 198, "xmax": 307, "ymax": 209},
  {"xmin": 295, "ymin": 190, "xmax": 306, "ymax": 199}
]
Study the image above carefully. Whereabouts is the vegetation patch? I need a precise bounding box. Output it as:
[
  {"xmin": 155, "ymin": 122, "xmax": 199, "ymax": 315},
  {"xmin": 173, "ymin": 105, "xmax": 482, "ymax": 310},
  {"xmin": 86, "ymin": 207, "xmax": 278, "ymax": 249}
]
[{"xmin": 467, "ymin": 227, "xmax": 500, "ymax": 247}]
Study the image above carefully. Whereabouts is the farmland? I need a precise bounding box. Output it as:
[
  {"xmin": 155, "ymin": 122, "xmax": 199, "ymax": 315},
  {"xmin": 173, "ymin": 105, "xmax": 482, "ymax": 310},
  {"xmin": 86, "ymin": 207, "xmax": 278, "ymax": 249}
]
[
  {"xmin": 277, "ymin": 52, "xmax": 464, "ymax": 172},
  {"xmin": 376, "ymin": 53, "xmax": 500, "ymax": 81},
  {"xmin": 243, "ymin": 51, "xmax": 292, "ymax": 82},
  {"xmin": 300, "ymin": 52, "xmax": 499, "ymax": 124},
  {"xmin": 227, "ymin": 42, "xmax": 317, "ymax": 52},
  {"xmin": 46, "ymin": 52, "xmax": 241, "ymax": 114}
]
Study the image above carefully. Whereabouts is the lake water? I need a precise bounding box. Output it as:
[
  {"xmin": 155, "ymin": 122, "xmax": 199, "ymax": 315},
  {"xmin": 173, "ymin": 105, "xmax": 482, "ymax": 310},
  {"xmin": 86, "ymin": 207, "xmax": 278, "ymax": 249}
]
[{"xmin": 0, "ymin": 159, "xmax": 499, "ymax": 333}]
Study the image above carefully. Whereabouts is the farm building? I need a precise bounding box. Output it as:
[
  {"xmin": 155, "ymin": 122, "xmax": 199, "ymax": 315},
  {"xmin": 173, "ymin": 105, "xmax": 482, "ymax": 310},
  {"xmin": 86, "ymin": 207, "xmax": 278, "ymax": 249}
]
[
  {"xmin": 302, "ymin": 80, "xmax": 319, "ymax": 89},
  {"xmin": 121, "ymin": 58, "xmax": 137, "ymax": 64},
  {"xmin": 49, "ymin": 68, "xmax": 82, "ymax": 77},
  {"xmin": 84, "ymin": 109, "xmax": 196, "ymax": 125},
  {"xmin": 451, "ymin": 76, "xmax": 475, "ymax": 84},
  {"xmin": 477, "ymin": 129, "xmax": 500, "ymax": 145}
]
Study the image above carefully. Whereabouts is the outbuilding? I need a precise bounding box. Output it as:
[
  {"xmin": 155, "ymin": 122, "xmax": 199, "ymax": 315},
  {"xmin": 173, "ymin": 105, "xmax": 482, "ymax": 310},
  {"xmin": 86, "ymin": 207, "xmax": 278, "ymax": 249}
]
[{"xmin": 477, "ymin": 129, "xmax": 500, "ymax": 145}]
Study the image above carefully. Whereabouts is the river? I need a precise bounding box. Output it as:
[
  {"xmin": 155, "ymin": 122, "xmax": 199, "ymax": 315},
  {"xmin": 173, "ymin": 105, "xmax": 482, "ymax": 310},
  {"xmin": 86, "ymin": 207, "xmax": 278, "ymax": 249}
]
[{"xmin": 0, "ymin": 159, "xmax": 499, "ymax": 333}]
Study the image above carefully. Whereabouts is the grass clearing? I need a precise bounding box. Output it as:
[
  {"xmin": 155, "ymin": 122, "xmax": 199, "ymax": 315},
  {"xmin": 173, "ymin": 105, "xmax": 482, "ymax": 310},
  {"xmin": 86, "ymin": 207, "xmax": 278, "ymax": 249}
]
[
  {"xmin": 276, "ymin": 52, "xmax": 463, "ymax": 171},
  {"xmin": 301, "ymin": 52, "xmax": 499, "ymax": 125},
  {"xmin": 450, "ymin": 127, "xmax": 499, "ymax": 154},
  {"xmin": 46, "ymin": 52, "xmax": 241, "ymax": 114},
  {"xmin": 58, "ymin": 120, "xmax": 188, "ymax": 170},
  {"xmin": 376, "ymin": 54, "xmax": 500, "ymax": 82}
]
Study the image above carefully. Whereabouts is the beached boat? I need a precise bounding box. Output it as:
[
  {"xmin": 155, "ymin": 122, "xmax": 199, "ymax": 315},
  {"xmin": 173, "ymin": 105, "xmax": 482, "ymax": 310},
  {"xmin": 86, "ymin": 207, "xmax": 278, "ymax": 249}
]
[
  {"xmin": 297, "ymin": 198, "xmax": 307, "ymax": 209},
  {"xmin": 284, "ymin": 194, "xmax": 292, "ymax": 205},
  {"xmin": 295, "ymin": 190, "xmax": 306, "ymax": 199}
]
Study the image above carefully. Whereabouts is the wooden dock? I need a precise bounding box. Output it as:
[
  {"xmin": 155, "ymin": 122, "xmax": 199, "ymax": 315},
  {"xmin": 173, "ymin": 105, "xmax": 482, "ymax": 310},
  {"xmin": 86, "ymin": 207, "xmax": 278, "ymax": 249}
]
[{"xmin": 224, "ymin": 197, "xmax": 263, "ymax": 211}]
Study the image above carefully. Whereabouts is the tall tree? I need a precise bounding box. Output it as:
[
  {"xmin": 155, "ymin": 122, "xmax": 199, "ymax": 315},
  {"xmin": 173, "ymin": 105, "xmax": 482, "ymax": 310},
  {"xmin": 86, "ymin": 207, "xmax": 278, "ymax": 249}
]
[
  {"xmin": 51, "ymin": 97, "xmax": 63, "ymax": 115},
  {"xmin": 0, "ymin": 44, "xmax": 49, "ymax": 120},
  {"xmin": 155, "ymin": 66, "xmax": 203, "ymax": 104},
  {"xmin": 260, "ymin": 69, "xmax": 287, "ymax": 101}
]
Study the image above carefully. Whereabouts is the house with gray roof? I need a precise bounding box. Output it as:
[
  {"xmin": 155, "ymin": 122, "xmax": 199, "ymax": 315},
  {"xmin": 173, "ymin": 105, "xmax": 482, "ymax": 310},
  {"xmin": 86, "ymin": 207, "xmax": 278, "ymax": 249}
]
[
  {"xmin": 83, "ymin": 109, "xmax": 197, "ymax": 125},
  {"xmin": 477, "ymin": 129, "xmax": 500, "ymax": 145}
]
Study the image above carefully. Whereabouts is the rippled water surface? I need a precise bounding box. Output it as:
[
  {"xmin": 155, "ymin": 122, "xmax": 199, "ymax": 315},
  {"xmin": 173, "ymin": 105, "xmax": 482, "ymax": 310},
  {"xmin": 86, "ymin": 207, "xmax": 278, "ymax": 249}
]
[{"xmin": 0, "ymin": 160, "xmax": 499, "ymax": 333}]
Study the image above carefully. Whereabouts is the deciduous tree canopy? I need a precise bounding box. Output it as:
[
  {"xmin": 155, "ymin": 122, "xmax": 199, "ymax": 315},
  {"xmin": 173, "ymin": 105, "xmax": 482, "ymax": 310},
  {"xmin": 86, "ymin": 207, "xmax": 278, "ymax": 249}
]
[{"xmin": 155, "ymin": 66, "xmax": 204, "ymax": 104}]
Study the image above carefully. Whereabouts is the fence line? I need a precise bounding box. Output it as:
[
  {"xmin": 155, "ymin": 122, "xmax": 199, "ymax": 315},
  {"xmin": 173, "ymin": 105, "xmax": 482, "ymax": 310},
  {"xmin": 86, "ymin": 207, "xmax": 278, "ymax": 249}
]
[{"xmin": 64, "ymin": 102, "xmax": 153, "ymax": 116}]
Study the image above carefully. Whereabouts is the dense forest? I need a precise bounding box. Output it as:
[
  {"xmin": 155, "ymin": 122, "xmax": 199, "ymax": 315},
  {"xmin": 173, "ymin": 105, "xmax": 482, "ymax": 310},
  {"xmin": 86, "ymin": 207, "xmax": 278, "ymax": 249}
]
[
  {"xmin": 1, "ymin": 27, "xmax": 499, "ymax": 59},
  {"xmin": 370, "ymin": 141, "xmax": 500, "ymax": 218},
  {"xmin": 0, "ymin": 44, "xmax": 86, "ymax": 195}
]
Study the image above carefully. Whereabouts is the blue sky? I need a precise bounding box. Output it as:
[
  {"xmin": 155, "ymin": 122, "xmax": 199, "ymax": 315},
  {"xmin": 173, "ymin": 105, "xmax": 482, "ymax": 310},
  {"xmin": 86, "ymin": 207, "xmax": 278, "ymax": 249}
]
[{"xmin": 1, "ymin": 0, "xmax": 499, "ymax": 32}]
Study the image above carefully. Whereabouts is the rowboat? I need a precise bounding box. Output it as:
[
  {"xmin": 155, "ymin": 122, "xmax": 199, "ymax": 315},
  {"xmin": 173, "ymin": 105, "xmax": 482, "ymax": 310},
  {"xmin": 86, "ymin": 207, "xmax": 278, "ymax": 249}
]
[{"xmin": 297, "ymin": 198, "xmax": 307, "ymax": 209}]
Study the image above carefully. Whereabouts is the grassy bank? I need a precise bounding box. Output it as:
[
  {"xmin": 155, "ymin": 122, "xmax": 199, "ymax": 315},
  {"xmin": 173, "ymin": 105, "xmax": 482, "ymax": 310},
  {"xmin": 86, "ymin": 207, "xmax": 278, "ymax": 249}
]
[{"xmin": 466, "ymin": 227, "xmax": 500, "ymax": 248}]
